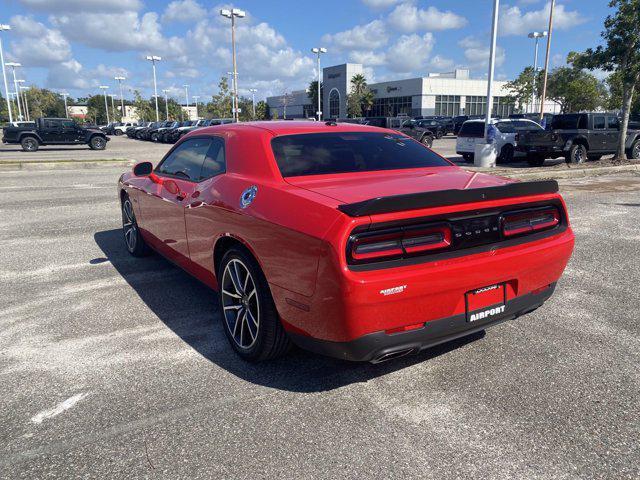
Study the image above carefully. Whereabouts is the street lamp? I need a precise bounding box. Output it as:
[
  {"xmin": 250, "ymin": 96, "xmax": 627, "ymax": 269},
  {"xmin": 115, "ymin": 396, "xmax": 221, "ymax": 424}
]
[
  {"xmin": 61, "ymin": 92, "xmax": 69, "ymax": 119},
  {"xmin": 114, "ymin": 76, "xmax": 126, "ymax": 120},
  {"xmin": 145, "ymin": 55, "xmax": 162, "ymax": 121},
  {"xmin": 15, "ymin": 78, "xmax": 25, "ymax": 119},
  {"xmin": 183, "ymin": 84, "xmax": 190, "ymax": 118},
  {"xmin": 220, "ymin": 8, "xmax": 245, "ymax": 122},
  {"xmin": 162, "ymin": 89, "xmax": 169, "ymax": 120},
  {"xmin": 19, "ymin": 85, "xmax": 29, "ymax": 121},
  {"xmin": 527, "ymin": 31, "xmax": 547, "ymax": 113},
  {"xmin": 5, "ymin": 62, "xmax": 23, "ymax": 121},
  {"xmin": 109, "ymin": 94, "xmax": 117, "ymax": 120},
  {"xmin": 99, "ymin": 85, "xmax": 109, "ymax": 124},
  {"xmin": 311, "ymin": 47, "xmax": 327, "ymax": 120},
  {"xmin": 248, "ymin": 88, "xmax": 257, "ymax": 118},
  {"xmin": 0, "ymin": 24, "xmax": 13, "ymax": 123},
  {"xmin": 192, "ymin": 95, "xmax": 199, "ymax": 119}
]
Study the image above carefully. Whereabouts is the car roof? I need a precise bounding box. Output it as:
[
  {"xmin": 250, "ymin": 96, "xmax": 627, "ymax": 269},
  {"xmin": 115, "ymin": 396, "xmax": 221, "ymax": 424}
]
[{"xmin": 194, "ymin": 120, "xmax": 392, "ymax": 137}]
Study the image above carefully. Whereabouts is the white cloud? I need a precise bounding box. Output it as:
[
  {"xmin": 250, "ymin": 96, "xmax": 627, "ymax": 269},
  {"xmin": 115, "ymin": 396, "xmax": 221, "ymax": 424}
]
[
  {"xmin": 162, "ymin": 0, "xmax": 207, "ymax": 23},
  {"xmin": 322, "ymin": 20, "xmax": 389, "ymax": 51},
  {"xmin": 429, "ymin": 55, "xmax": 455, "ymax": 71},
  {"xmin": 18, "ymin": 0, "xmax": 141, "ymax": 13},
  {"xmin": 499, "ymin": 2, "xmax": 585, "ymax": 36},
  {"xmin": 459, "ymin": 36, "xmax": 506, "ymax": 71},
  {"xmin": 349, "ymin": 50, "xmax": 386, "ymax": 66},
  {"xmin": 361, "ymin": 0, "xmax": 401, "ymax": 8},
  {"xmin": 552, "ymin": 53, "xmax": 566, "ymax": 67},
  {"xmin": 385, "ymin": 33, "xmax": 435, "ymax": 74},
  {"xmin": 46, "ymin": 59, "xmax": 91, "ymax": 90},
  {"xmin": 8, "ymin": 15, "xmax": 72, "ymax": 67},
  {"xmin": 388, "ymin": 3, "xmax": 467, "ymax": 32}
]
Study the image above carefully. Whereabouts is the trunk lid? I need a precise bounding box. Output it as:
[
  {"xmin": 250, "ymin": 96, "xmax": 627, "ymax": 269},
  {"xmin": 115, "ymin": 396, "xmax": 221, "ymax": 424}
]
[{"xmin": 286, "ymin": 167, "xmax": 514, "ymax": 205}]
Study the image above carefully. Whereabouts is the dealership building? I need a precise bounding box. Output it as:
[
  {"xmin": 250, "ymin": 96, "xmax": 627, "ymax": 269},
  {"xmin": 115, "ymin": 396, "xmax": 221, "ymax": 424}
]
[{"xmin": 267, "ymin": 63, "xmax": 547, "ymax": 120}]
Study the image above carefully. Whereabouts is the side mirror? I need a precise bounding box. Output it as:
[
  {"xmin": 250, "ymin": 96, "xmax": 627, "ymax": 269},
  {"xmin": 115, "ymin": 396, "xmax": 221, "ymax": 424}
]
[
  {"xmin": 133, "ymin": 161, "xmax": 153, "ymax": 176},
  {"xmin": 162, "ymin": 179, "xmax": 179, "ymax": 195}
]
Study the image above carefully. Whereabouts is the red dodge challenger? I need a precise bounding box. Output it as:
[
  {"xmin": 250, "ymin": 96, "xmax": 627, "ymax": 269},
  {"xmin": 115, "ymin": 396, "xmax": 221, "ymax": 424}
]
[{"xmin": 118, "ymin": 121, "xmax": 574, "ymax": 363}]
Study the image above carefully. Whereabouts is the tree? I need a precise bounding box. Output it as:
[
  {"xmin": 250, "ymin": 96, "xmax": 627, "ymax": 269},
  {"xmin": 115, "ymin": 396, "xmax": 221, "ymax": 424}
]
[
  {"xmin": 255, "ymin": 100, "xmax": 268, "ymax": 120},
  {"xmin": 545, "ymin": 67, "xmax": 608, "ymax": 113},
  {"xmin": 346, "ymin": 73, "xmax": 374, "ymax": 118},
  {"xmin": 606, "ymin": 71, "xmax": 640, "ymax": 112},
  {"xmin": 570, "ymin": 0, "xmax": 640, "ymax": 160},
  {"xmin": 131, "ymin": 90, "xmax": 155, "ymax": 122},
  {"xmin": 505, "ymin": 66, "xmax": 543, "ymax": 111},
  {"xmin": 205, "ymin": 77, "xmax": 232, "ymax": 119},
  {"xmin": 307, "ymin": 80, "xmax": 323, "ymax": 118}
]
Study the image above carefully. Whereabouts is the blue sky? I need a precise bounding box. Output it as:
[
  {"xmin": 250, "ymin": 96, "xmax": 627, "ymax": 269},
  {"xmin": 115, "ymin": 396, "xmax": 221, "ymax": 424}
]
[{"xmin": 0, "ymin": 0, "xmax": 611, "ymax": 102}]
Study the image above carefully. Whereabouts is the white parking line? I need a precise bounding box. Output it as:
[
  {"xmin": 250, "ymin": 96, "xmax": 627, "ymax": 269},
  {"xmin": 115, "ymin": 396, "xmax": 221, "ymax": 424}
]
[{"xmin": 30, "ymin": 392, "xmax": 90, "ymax": 424}]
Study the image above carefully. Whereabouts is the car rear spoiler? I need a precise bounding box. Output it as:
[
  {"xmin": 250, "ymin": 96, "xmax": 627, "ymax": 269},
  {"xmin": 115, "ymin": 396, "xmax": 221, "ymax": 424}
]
[{"xmin": 337, "ymin": 180, "xmax": 559, "ymax": 217}]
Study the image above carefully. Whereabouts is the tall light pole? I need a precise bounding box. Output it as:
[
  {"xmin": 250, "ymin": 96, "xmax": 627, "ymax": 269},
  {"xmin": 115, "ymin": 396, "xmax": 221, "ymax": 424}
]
[
  {"xmin": 16, "ymin": 79, "xmax": 25, "ymax": 119},
  {"xmin": 99, "ymin": 85, "xmax": 110, "ymax": 124},
  {"xmin": 220, "ymin": 8, "xmax": 245, "ymax": 122},
  {"xmin": 162, "ymin": 89, "xmax": 169, "ymax": 120},
  {"xmin": 145, "ymin": 55, "xmax": 161, "ymax": 122},
  {"xmin": 527, "ymin": 31, "xmax": 547, "ymax": 113},
  {"xmin": 192, "ymin": 95, "xmax": 199, "ymax": 119},
  {"xmin": 61, "ymin": 92, "xmax": 69, "ymax": 118},
  {"xmin": 476, "ymin": 0, "xmax": 500, "ymax": 167},
  {"xmin": 19, "ymin": 85, "xmax": 29, "ymax": 121},
  {"xmin": 114, "ymin": 76, "xmax": 126, "ymax": 120},
  {"xmin": 109, "ymin": 94, "xmax": 117, "ymax": 120},
  {"xmin": 539, "ymin": 0, "xmax": 555, "ymax": 121},
  {"xmin": 5, "ymin": 62, "xmax": 23, "ymax": 121},
  {"xmin": 183, "ymin": 84, "xmax": 190, "ymax": 119},
  {"xmin": 248, "ymin": 88, "xmax": 257, "ymax": 118},
  {"xmin": 311, "ymin": 47, "xmax": 327, "ymax": 120},
  {"xmin": 0, "ymin": 24, "xmax": 13, "ymax": 123}
]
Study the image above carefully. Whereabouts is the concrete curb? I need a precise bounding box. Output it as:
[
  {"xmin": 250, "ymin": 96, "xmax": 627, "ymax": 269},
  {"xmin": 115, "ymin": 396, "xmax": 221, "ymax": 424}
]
[
  {"xmin": 465, "ymin": 163, "xmax": 640, "ymax": 180},
  {"xmin": 0, "ymin": 159, "xmax": 135, "ymax": 170}
]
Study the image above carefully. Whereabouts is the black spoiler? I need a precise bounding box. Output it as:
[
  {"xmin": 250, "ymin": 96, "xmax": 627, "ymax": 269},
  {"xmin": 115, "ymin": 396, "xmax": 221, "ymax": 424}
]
[{"xmin": 337, "ymin": 180, "xmax": 559, "ymax": 217}]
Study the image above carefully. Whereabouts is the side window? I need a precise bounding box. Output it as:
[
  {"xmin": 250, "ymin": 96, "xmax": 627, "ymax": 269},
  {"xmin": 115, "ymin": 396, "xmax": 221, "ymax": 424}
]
[
  {"xmin": 495, "ymin": 122, "xmax": 515, "ymax": 133},
  {"xmin": 61, "ymin": 120, "xmax": 75, "ymax": 128},
  {"xmin": 607, "ymin": 116, "xmax": 620, "ymax": 130},
  {"xmin": 199, "ymin": 137, "xmax": 226, "ymax": 181},
  {"xmin": 578, "ymin": 115, "xmax": 589, "ymax": 129},
  {"xmin": 157, "ymin": 138, "xmax": 212, "ymax": 181},
  {"xmin": 593, "ymin": 116, "xmax": 606, "ymax": 129},
  {"xmin": 44, "ymin": 119, "xmax": 62, "ymax": 129}
]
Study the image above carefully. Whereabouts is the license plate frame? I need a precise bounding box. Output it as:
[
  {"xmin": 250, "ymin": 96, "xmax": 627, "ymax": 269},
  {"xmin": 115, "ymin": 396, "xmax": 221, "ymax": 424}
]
[{"xmin": 465, "ymin": 283, "xmax": 506, "ymax": 323}]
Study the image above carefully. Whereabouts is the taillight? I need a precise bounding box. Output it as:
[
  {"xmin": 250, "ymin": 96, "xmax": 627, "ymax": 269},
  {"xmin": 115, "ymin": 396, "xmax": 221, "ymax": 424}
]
[
  {"xmin": 501, "ymin": 206, "xmax": 559, "ymax": 237},
  {"xmin": 350, "ymin": 225, "xmax": 451, "ymax": 263}
]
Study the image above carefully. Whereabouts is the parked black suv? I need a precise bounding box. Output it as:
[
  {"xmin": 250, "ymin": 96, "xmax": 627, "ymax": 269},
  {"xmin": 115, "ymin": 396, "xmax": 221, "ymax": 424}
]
[
  {"xmin": 396, "ymin": 119, "xmax": 435, "ymax": 147},
  {"xmin": 2, "ymin": 117, "xmax": 109, "ymax": 152},
  {"xmin": 515, "ymin": 112, "xmax": 640, "ymax": 165}
]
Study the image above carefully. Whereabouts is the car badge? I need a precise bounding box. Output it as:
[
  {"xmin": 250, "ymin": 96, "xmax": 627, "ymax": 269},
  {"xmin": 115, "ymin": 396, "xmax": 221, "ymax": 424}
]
[{"xmin": 240, "ymin": 185, "xmax": 258, "ymax": 209}]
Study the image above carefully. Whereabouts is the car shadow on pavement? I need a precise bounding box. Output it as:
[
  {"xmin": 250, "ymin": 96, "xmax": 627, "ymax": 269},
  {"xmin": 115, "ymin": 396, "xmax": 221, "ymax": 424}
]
[{"xmin": 95, "ymin": 228, "xmax": 485, "ymax": 393}]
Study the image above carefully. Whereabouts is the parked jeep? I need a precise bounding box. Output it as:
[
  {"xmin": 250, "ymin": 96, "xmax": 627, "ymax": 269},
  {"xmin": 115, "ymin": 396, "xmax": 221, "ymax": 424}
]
[
  {"xmin": 397, "ymin": 119, "xmax": 435, "ymax": 147},
  {"xmin": 515, "ymin": 112, "xmax": 640, "ymax": 166},
  {"xmin": 2, "ymin": 117, "xmax": 109, "ymax": 152}
]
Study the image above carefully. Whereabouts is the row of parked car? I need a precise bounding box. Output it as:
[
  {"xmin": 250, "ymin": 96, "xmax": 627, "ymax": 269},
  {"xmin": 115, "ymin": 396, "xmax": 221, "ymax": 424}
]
[{"xmin": 100, "ymin": 119, "xmax": 234, "ymax": 144}]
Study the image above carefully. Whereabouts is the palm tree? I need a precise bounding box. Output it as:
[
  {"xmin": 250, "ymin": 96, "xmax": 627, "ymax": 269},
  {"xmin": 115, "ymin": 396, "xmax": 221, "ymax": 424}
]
[
  {"xmin": 361, "ymin": 90, "xmax": 374, "ymax": 114},
  {"xmin": 350, "ymin": 74, "xmax": 368, "ymax": 97}
]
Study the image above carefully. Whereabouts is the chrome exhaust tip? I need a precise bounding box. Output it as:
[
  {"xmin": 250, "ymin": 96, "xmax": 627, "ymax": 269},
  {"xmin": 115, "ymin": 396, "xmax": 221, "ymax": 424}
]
[{"xmin": 370, "ymin": 347, "xmax": 417, "ymax": 364}]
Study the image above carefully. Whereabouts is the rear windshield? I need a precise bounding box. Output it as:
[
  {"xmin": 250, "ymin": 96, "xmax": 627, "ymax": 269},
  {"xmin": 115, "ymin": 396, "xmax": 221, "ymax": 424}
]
[
  {"xmin": 551, "ymin": 114, "xmax": 588, "ymax": 130},
  {"xmin": 271, "ymin": 132, "xmax": 449, "ymax": 177},
  {"xmin": 458, "ymin": 122, "xmax": 485, "ymax": 137}
]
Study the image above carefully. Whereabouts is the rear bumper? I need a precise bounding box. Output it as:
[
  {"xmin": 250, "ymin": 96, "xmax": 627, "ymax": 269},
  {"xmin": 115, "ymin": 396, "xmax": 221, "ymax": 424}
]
[{"xmin": 289, "ymin": 283, "xmax": 555, "ymax": 362}]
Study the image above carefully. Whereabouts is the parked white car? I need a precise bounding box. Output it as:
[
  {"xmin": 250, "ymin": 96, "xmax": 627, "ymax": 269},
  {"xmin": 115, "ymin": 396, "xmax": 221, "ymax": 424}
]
[
  {"xmin": 113, "ymin": 122, "xmax": 137, "ymax": 135},
  {"xmin": 456, "ymin": 118, "xmax": 544, "ymax": 163}
]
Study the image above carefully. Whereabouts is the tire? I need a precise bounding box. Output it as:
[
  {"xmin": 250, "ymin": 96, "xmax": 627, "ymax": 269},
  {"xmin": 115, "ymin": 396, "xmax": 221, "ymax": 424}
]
[
  {"xmin": 218, "ymin": 248, "xmax": 291, "ymax": 361},
  {"xmin": 421, "ymin": 134, "xmax": 433, "ymax": 148},
  {"xmin": 498, "ymin": 144, "xmax": 514, "ymax": 163},
  {"xmin": 435, "ymin": 130, "xmax": 443, "ymax": 139},
  {"xmin": 462, "ymin": 153, "xmax": 474, "ymax": 163},
  {"xmin": 566, "ymin": 143, "xmax": 587, "ymax": 164},
  {"xmin": 121, "ymin": 194, "xmax": 150, "ymax": 257},
  {"xmin": 114, "ymin": 129, "xmax": 123, "ymax": 136},
  {"xmin": 21, "ymin": 136, "xmax": 39, "ymax": 152},
  {"xmin": 629, "ymin": 140, "xmax": 640, "ymax": 159},
  {"xmin": 151, "ymin": 132, "xmax": 159, "ymax": 142},
  {"xmin": 526, "ymin": 155, "xmax": 545, "ymax": 167},
  {"xmin": 89, "ymin": 136, "xmax": 107, "ymax": 150}
]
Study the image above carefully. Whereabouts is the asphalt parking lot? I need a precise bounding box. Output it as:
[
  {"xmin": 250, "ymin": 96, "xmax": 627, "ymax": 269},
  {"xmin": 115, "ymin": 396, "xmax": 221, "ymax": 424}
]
[{"xmin": 1, "ymin": 166, "xmax": 639, "ymax": 479}]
